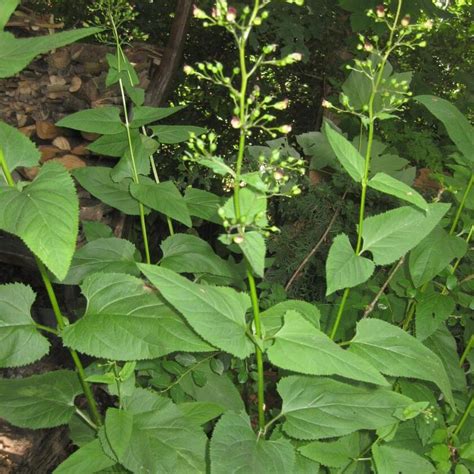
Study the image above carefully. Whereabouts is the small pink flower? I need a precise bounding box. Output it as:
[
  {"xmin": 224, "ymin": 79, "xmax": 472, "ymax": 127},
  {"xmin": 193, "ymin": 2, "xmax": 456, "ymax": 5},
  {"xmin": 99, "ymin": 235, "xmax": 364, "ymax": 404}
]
[
  {"xmin": 401, "ymin": 15, "xmax": 410, "ymax": 27},
  {"xmin": 233, "ymin": 235, "xmax": 244, "ymax": 244},
  {"xmin": 231, "ymin": 116, "xmax": 241, "ymax": 129},
  {"xmin": 364, "ymin": 41, "xmax": 373, "ymax": 52},
  {"xmin": 273, "ymin": 98, "xmax": 289, "ymax": 110},
  {"xmin": 289, "ymin": 52, "xmax": 302, "ymax": 62},
  {"xmin": 227, "ymin": 7, "xmax": 237, "ymax": 22},
  {"xmin": 279, "ymin": 124, "xmax": 292, "ymax": 134},
  {"xmin": 183, "ymin": 64, "xmax": 194, "ymax": 75},
  {"xmin": 375, "ymin": 5, "xmax": 385, "ymax": 18},
  {"xmin": 321, "ymin": 99, "xmax": 332, "ymax": 108},
  {"xmin": 193, "ymin": 5, "xmax": 206, "ymax": 19}
]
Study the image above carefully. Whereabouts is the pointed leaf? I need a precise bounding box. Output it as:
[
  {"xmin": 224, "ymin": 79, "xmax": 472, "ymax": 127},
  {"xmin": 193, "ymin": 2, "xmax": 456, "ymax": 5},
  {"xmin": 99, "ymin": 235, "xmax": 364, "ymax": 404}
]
[
  {"xmin": 361, "ymin": 203, "xmax": 450, "ymax": 265},
  {"xmin": 0, "ymin": 28, "xmax": 102, "ymax": 78},
  {"xmin": 178, "ymin": 402, "xmax": 224, "ymax": 425},
  {"xmin": 73, "ymin": 167, "xmax": 144, "ymax": 216},
  {"xmin": 138, "ymin": 264, "xmax": 253, "ymax": 359},
  {"xmin": 372, "ymin": 444, "xmax": 435, "ymax": 473},
  {"xmin": 184, "ymin": 188, "xmax": 222, "ymax": 224},
  {"xmin": 416, "ymin": 291, "xmax": 455, "ymax": 341},
  {"xmin": 0, "ymin": 121, "xmax": 40, "ymax": 171},
  {"xmin": 62, "ymin": 273, "xmax": 212, "ymax": 360},
  {"xmin": 326, "ymin": 233, "xmax": 375, "ymax": 295},
  {"xmin": 349, "ymin": 319, "xmax": 455, "ymax": 408},
  {"xmin": 238, "ymin": 231, "xmax": 266, "ymax": 277},
  {"xmin": 82, "ymin": 221, "xmax": 114, "ymax": 241},
  {"xmin": 268, "ymin": 311, "xmax": 387, "ymax": 385},
  {"xmin": 60, "ymin": 238, "xmax": 140, "ymax": 284},
  {"xmin": 87, "ymin": 130, "xmax": 129, "ymax": 157},
  {"xmin": 0, "ymin": 0, "xmax": 20, "ymax": 31},
  {"xmin": 0, "ymin": 370, "xmax": 82, "ymax": 428},
  {"xmin": 102, "ymin": 408, "xmax": 134, "ymax": 460},
  {"xmin": 130, "ymin": 179, "xmax": 192, "ymax": 227},
  {"xmin": 150, "ymin": 125, "xmax": 207, "ymax": 144},
  {"xmin": 324, "ymin": 123, "xmax": 364, "ymax": 182},
  {"xmin": 57, "ymin": 107, "xmax": 123, "ymax": 135},
  {"xmin": 0, "ymin": 162, "xmax": 78, "ymax": 280},
  {"xmin": 0, "ymin": 283, "xmax": 49, "ymax": 367},
  {"xmin": 409, "ymin": 226, "xmax": 467, "ymax": 287},
  {"xmin": 368, "ymin": 172, "xmax": 428, "ymax": 211},
  {"xmin": 415, "ymin": 95, "xmax": 474, "ymax": 164},
  {"xmin": 130, "ymin": 105, "xmax": 185, "ymax": 128},
  {"xmin": 279, "ymin": 376, "xmax": 413, "ymax": 440},
  {"xmin": 210, "ymin": 411, "xmax": 295, "ymax": 474}
]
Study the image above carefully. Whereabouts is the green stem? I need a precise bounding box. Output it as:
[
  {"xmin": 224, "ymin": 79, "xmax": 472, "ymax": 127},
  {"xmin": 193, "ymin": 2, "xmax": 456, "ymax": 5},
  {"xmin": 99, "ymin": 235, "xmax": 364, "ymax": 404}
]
[
  {"xmin": 453, "ymin": 396, "xmax": 473, "ymax": 436},
  {"xmin": 449, "ymin": 173, "xmax": 473, "ymax": 236},
  {"xmin": 0, "ymin": 148, "xmax": 15, "ymax": 186},
  {"xmin": 37, "ymin": 260, "xmax": 102, "ymax": 426},
  {"xmin": 459, "ymin": 335, "xmax": 473, "ymax": 367},
  {"xmin": 329, "ymin": 0, "xmax": 404, "ymax": 339},
  {"xmin": 452, "ymin": 224, "xmax": 473, "ymax": 274},
  {"xmin": 35, "ymin": 323, "xmax": 59, "ymax": 336},
  {"xmin": 111, "ymin": 14, "xmax": 151, "ymax": 264}
]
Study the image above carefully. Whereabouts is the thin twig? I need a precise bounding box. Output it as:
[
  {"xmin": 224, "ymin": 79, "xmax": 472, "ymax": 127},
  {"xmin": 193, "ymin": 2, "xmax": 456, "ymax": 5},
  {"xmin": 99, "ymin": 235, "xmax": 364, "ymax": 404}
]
[
  {"xmin": 285, "ymin": 192, "xmax": 347, "ymax": 292},
  {"xmin": 362, "ymin": 256, "xmax": 405, "ymax": 318}
]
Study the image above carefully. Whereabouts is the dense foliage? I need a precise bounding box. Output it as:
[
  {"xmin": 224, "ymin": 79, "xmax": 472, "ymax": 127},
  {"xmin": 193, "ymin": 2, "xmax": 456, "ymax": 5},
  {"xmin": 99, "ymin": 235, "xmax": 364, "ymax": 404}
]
[{"xmin": 0, "ymin": 0, "xmax": 472, "ymax": 472}]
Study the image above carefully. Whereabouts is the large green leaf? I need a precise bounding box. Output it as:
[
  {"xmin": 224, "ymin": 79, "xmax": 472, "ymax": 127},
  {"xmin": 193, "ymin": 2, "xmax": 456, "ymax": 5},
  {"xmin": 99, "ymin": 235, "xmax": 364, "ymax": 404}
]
[
  {"xmin": 73, "ymin": 167, "xmax": 144, "ymax": 216},
  {"xmin": 138, "ymin": 264, "xmax": 253, "ymax": 359},
  {"xmin": 210, "ymin": 412, "xmax": 295, "ymax": 474},
  {"xmin": 62, "ymin": 273, "xmax": 212, "ymax": 360},
  {"xmin": 0, "ymin": 370, "xmax": 82, "ymax": 428},
  {"xmin": 324, "ymin": 122, "xmax": 364, "ymax": 182},
  {"xmin": 178, "ymin": 401, "xmax": 224, "ymax": 426},
  {"xmin": 0, "ymin": 0, "xmax": 20, "ymax": 31},
  {"xmin": 238, "ymin": 231, "xmax": 266, "ymax": 277},
  {"xmin": 222, "ymin": 187, "xmax": 268, "ymax": 227},
  {"xmin": 349, "ymin": 319, "xmax": 454, "ymax": 408},
  {"xmin": 372, "ymin": 444, "xmax": 435, "ymax": 473},
  {"xmin": 415, "ymin": 95, "xmax": 474, "ymax": 164},
  {"xmin": 105, "ymin": 391, "xmax": 207, "ymax": 473},
  {"xmin": 130, "ymin": 105, "xmax": 185, "ymax": 128},
  {"xmin": 82, "ymin": 221, "xmax": 114, "ymax": 241},
  {"xmin": 0, "ymin": 121, "xmax": 40, "ymax": 171},
  {"xmin": 184, "ymin": 188, "xmax": 222, "ymax": 224},
  {"xmin": 416, "ymin": 291, "xmax": 455, "ymax": 341},
  {"xmin": 0, "ymin": 283, "xmax": 49, "ymax": 367},
  {"xmin": 368, "ymin": 172, "xmax": 428, "ymax": 211},
  {"xmin": 150, "ymin": 125, "xmax": 207, "ymax": 144},
  {"xmin": 361, "ymin": 203, "xmax": 450, "ymax": 265},
  {"xmin": 279, "ymin": 376, "xmax": 412, "ymax": 440},
  {"xmin": 56, "ymin": 107, "xmax": 124, "ymax": 135},
  {"xmin": 54, "ymin": 439, "xmax": 116, "ymax": 474},
  {"xmin": 160, "ymin": 233, "xmax": 240, "ymax": 280},
  {"xmin": 87, "ymin": 130, "xmax": 130, "ymax": 157},
  {"xmin": 130, "ymin": 179, "xmax": 192, "ymax": 227},
  {"xmin": 409, "ymin": 226, "xmax": 467, "ymax": 288},
  {"xmin": 325, "ymin": 233, "xmax": 375, "ymax": 295},
  {"xmin": 0, "ymin": 162, "xmax": 78, "ymax": 280},
  {"xmin": 268, "ymin": 311, "xmax": 387, "ymax": 385},
  {"xmin": 60, "ymin": 238, "xmax": 140, "ymax": 285},
  {"xmin": 0, "ymin": 28, "xmax": 101, "ymax": 78}
]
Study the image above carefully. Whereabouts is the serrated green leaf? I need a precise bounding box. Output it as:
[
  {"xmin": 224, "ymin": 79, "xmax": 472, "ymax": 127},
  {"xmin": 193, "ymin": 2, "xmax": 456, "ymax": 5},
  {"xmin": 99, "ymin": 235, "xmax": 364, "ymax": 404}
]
[
  {"xmin": 372, "ymin": 444, "xmax": 435, "ymax": 473},
  {"xmin": 82, "ymin": 221, "xmax": 114, "ymax": 241},
  {"xmin": 130, "ymin": 179, "xmax": 192, "ymax": 227},
  {"xmin": 138, "ymin": 264, "xmax": 253, "ymax": 358},
  {"xmin": 409, "ymin": 226, "xmax": 467, "ymax": 287},
  {"xmin": 130, "ymin": 105, "xmax": 185, "ymax": 128},
  {"xmin": 0, "ymin": 121, "xmax": 40, "ymax": 171},
  {"xmin": 150, "ymin": 125, "xmax": 207, "ymax": 144},
  {"xmin": 184, "ymin": 188, "xmax": 222, "ymax": 224},
  {"xmin": 326, "ymin": 233, "xmax": 375, "ymax": 295},
  {"xmin": 238, "ymin": 231, "xmax": 266, "ymax": 277},
  {"xmin": 87, "ymin": 130, "xmax": 130, "ymax": 157},
  {"xmin": 57, "ymin": 107, "xmax": 123, "ymax": 135},
  {"xmin": 0, "ymin": 0, "xmax": 20, "ymax": 31},
  {"xmin": 178, "ymin": 401, "xmax": 224, "ymax": 425},
  {"xmin": 68, "ymin": 413, "xmax": 96, "ymax": 448},
  {"xmin": 62, "ymin": 273, "xmax": 212, "ymax": 360},
  {"xmin": 416, "ymin": 291, "xmax": 455, "ymax": 341},
  {"xmin": 279, "ymin": 376, "xmax": 412, "ymax": 440},
  {"xmin": 0, "ymin": 370, "xmax": 82, "ymax": 428},
  {"xmin": 0, "ymin": 283, "xmax": 49, "ymax": 367},
  {"xmin": 160, "ymin": 233, "xmax": 239, "ymax": 280},
  {"xmin": 368, "ymin": 172, "xmax": 428, "ymax": 211},
  {"xmin": 0, "ymin": 162, "xmax": 78, "ymax": 280},
  {"xmin": 60, "ymin": 238, "xmax": 140, "ymax": 285},
  {"xmin": 0, "ymin": 28, "xmax": 102, "ymax": 78},
  {"xmin": 298, "ymin": 433, "xmax": 360, "ymax": 468},
  {"xmin": 415, "ymin": 95, "xmax": 473, "ymax": 164},
  {"xmin": 210, "ymin": 411, "xmax": 295, "ymax": 474},
  {"xmin": 268, "ymin": 311, "xmax": 387, "ymax": 385},
  {"xmin": 361, "ymin": 203, "xmax": 450, "ymax": 265},
  {"xmin": 102, "ymin": 408, "xmax": 134, "ymax": 461},
  {"xmin": 324, "ymin": 122, "xmax": 364, "ymax": 182},
  {"xmin": 53, "ymin": 439, "xmax": 116, "ymax": 474},
  {"xmin": 73, "ymin": 167, "xmax": 144, "ymax": 216},
  {"xmin": 349, "ymin": 319, "xmax": 455, "ymax": 408}
]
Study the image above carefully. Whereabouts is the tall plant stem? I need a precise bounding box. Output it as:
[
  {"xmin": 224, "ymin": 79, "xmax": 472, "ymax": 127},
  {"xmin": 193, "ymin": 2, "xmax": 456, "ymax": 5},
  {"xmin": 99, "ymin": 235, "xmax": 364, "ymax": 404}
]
[
  {"xmin": 453, "ymin": 395, "xmax": 473, "ymax": 436},
  {"xmin": 459, "ymin": 335, "xmax": 473, "ymax": 367},
  {"xmin": 329, "ymin": 0, "xmax": 404, "ymax": 339},
  {"xmin": 111, "ymin": 15, "xmax": 151, "ymax": 264},
  {"xmin": 449, "ymin": 173, "xmax": 473, "ymax": 236},
  {"xmin": 0, "ymin": 147, "xmax": 102, "ymax": 427},
  {"xmin": 231, "ymin": 0, "xmax": 265, "ymax": 433}
]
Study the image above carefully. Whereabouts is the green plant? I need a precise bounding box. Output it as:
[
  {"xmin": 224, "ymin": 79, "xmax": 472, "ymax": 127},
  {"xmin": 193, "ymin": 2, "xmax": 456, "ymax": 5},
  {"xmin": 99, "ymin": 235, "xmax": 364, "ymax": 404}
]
[{"xmin": 0, "ymin": 1, "xmax": 472, "ymax": 473}]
